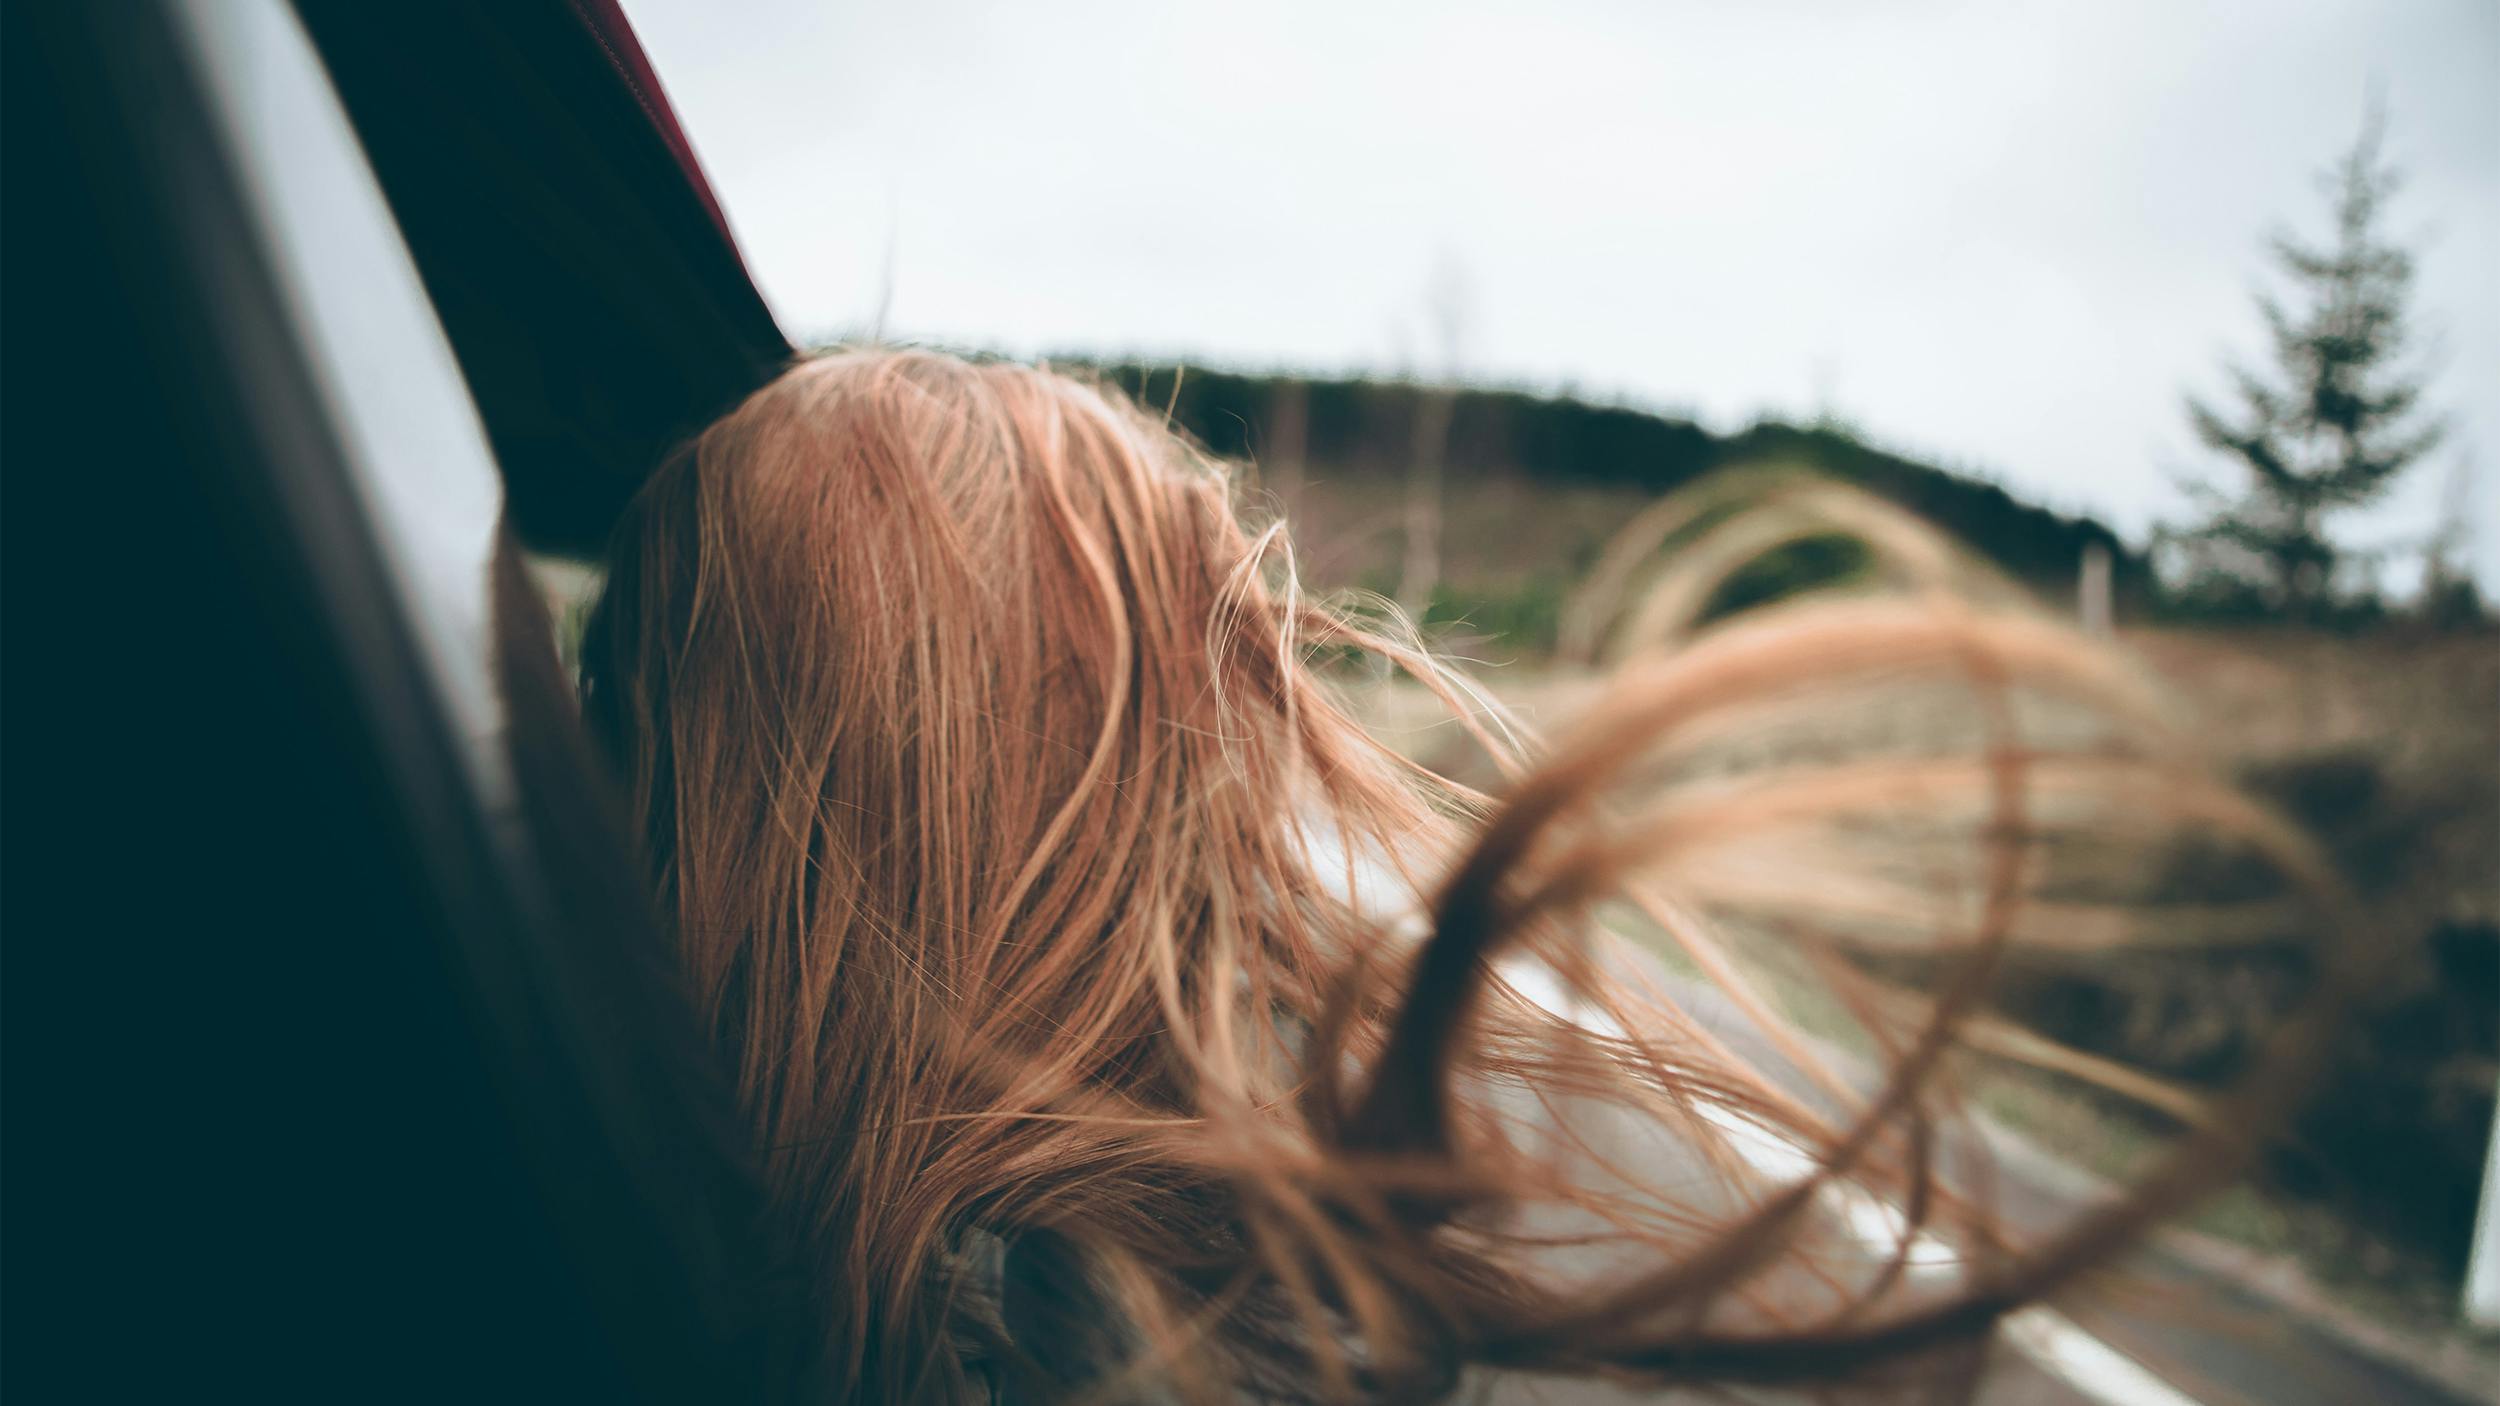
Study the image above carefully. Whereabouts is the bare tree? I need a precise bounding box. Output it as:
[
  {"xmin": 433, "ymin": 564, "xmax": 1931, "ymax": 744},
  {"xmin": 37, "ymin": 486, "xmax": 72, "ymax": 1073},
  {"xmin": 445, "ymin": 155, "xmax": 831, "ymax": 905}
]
[
  {"xmin": 2420, "ymin": 452, "xmax": 2485, "ymax": 624},
  {"xmin": 1396, "ymin": 254, "xmax": 1471, "ymax": 625},
  {"xmin": 1264, "ymin": 379, "xmax": 1309, "ymax": 508}
]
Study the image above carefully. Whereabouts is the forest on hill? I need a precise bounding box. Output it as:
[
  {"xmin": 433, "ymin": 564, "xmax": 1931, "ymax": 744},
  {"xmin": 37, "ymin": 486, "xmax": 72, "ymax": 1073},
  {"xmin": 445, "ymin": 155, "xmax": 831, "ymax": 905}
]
[{"xmin": 1092, "ymin": 360, "xmax": 2147, "ymax": 630}]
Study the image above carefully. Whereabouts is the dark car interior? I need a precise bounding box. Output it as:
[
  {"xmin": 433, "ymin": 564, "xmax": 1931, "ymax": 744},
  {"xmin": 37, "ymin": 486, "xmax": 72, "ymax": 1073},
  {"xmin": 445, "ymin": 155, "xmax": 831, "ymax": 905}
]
[{"xmin": 5, "ymin": 1, "xmax": 796, "ymax": 1396}]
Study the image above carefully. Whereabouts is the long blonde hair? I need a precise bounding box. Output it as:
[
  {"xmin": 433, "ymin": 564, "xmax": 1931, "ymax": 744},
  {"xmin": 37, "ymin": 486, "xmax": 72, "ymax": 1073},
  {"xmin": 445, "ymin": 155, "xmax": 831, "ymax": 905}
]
[{"xmin": 581, "ymin": 348, "xmax": 2353, "ymax": 1403}]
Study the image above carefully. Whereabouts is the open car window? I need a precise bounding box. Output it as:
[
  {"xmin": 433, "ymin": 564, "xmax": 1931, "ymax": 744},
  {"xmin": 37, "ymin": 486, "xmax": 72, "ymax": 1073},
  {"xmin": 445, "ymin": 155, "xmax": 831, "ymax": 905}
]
[{"xmin": 5, "ymin": 2, "xmax": 779, "ymax": 1396}]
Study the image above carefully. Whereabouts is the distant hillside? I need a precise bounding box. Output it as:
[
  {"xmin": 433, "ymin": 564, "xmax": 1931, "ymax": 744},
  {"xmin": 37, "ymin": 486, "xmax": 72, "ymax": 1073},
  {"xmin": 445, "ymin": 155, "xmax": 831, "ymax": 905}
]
[{"xmin": 1091, "ymin": 362, "xmax": 2145, "ymax": 612}]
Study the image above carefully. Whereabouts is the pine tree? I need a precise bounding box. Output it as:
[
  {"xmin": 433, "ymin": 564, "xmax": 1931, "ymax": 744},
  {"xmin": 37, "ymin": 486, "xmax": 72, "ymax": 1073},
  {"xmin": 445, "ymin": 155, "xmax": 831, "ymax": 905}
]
[{"xmin": 2180, "ymin": 103, "xmax": 2444, "ymax": 619}]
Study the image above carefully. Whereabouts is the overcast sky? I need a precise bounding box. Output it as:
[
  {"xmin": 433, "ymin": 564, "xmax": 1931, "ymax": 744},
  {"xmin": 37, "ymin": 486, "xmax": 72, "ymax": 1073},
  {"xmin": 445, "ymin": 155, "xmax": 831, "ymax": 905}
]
[{"xmin": 624, "ymin": 0, "xmax": 2497, "ymax": 586}]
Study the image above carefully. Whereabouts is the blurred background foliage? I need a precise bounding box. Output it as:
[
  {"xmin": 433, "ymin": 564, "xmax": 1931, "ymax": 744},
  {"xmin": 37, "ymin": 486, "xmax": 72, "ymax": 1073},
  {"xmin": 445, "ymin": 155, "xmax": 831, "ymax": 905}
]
[
  {"xmin": 1066, "ymin": 354, "xmax": 2498, "ymax": 1322},
  {"xmin": 1096, "ymin": 361, "xmax": 2148, "ymax": 647}
]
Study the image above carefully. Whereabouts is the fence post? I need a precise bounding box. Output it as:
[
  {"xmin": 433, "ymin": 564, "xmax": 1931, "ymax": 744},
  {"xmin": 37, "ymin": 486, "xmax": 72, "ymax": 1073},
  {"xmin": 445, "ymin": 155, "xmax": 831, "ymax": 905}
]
[
  {"xmin": 2467, "ymin": 1068, "xmax": 2500, "ymax": 1326},
  {"xmin": 2077, "ymin": 542, "xmax": 2113, "ymax": 637}
]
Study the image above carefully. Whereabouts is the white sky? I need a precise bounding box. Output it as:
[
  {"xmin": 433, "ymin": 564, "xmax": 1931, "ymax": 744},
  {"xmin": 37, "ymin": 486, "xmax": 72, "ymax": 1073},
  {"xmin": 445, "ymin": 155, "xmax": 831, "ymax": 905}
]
[{"xmin": 625, "ymin": 0, "xmax": 2498, "ymax": 586}]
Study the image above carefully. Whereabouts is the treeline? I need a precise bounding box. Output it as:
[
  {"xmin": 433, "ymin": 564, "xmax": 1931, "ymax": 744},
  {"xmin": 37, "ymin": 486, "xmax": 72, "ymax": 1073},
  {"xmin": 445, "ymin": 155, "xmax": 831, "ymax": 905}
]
[{"xmin": 1093, "ymin": 362, "xmax": 2148, "ymax": 608}]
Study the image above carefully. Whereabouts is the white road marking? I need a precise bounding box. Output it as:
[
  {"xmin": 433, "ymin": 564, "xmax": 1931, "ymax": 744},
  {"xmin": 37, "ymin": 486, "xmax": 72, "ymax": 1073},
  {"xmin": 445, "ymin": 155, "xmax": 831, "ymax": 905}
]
[
  {"xmin": 1342, "ymin": 852, "xmax": 2207, "ymax": 1404},
  {"xmin": 1999, "ymin": 1306, "xmax": 2204, "ymax": 1406},
  {"xmin": 1505, "ymin": 956, "xmax": 2206, "ymax": 1406},
  {"xmin": 1692, "ymin": 1095, "xmax": 2204, "ymax": 1406}
]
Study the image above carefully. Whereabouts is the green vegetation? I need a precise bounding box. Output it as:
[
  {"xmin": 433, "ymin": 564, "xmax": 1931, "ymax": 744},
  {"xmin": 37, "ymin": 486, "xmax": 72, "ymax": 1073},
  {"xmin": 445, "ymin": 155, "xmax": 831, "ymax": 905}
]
[
  {"xmin": 1084, "ymin": 360, "xmax": 2146, "ymax": 654},
  {"xmin": 2172, "ymin": 104, "xmax": 2450, "ymax": 622}
]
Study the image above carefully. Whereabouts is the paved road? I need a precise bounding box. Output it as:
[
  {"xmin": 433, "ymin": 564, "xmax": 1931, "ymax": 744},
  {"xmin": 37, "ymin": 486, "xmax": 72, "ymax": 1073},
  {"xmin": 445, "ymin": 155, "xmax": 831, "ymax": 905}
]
[
  {"xmin": 1331, "ymin": 847, "xmax": 2489, "ymax": 1403},
  {"xmin": 1657, "ymin": 972, "xmax": 2492, "ymax": 1406}
]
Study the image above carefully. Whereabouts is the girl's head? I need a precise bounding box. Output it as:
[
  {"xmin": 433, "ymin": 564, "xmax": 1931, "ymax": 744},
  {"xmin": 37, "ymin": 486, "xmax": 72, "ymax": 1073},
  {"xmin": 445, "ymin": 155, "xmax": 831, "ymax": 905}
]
[
  {"xmin": 582, "ymin": 346, "xmax": 1458, "ymax": 1142},
  {"xmin": 581, "ymin": 349, "xmax": 2344, "ymax": 1403},
  {"xmin": 586, "ymin": 348, "xmax": 1482, "ymax": 1396}
]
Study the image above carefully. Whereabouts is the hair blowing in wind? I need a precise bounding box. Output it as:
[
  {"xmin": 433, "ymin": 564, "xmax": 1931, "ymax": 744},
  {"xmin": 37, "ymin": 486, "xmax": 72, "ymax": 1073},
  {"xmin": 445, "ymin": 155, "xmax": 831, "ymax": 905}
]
[{"xmin": 579, "ymin": 348, "xmax": 2360, "ymax": 1403}]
